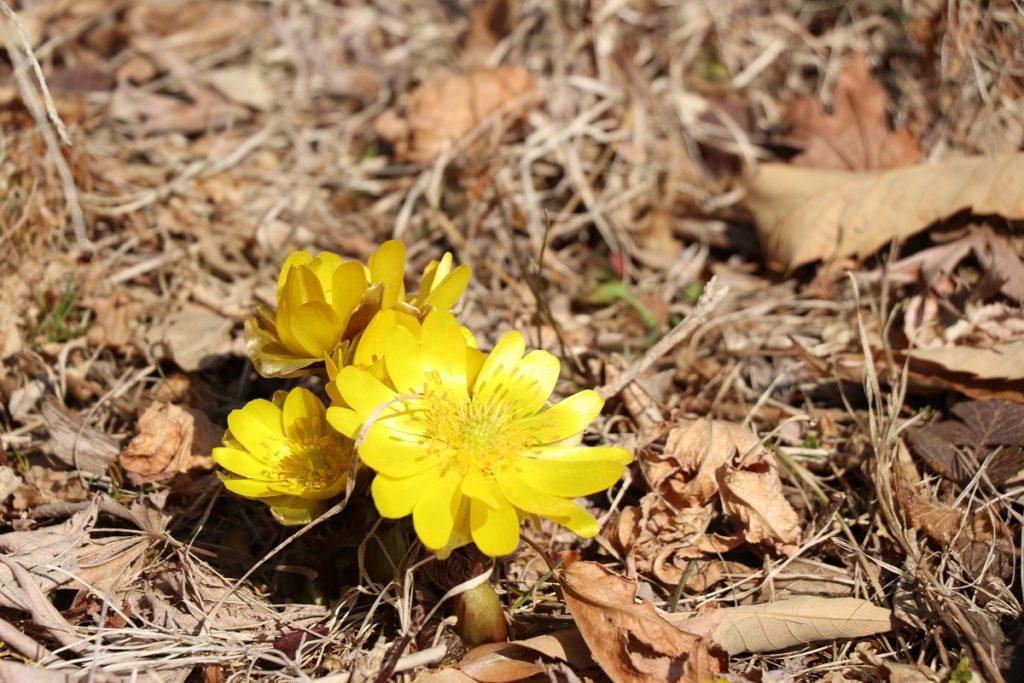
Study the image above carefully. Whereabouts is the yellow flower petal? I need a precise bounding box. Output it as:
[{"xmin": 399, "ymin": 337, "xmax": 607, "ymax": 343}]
[
  {"xmin": 289, "ymin": 301, "xmax": 343, "ymax": 357},
  {"xmin": 424, "ymin": 263, "xmax": 471, "ymax": 310},
  {"xmin": 359, "ymin": 421, "xmax": 439, "ymax": 478},
  {"xmin": 469, "ymin": 490, "xmax": 520, "ymax": 556},
  {"xmin": 284, "ymin": 263, "xmax": 327, "ymax": 306},
  {"xmin": 421, "ymin": 253, "xmax": 452, "ymax": 296},
  {"xmin": 213, "ymin": 446, "xmax": 271, "ymax": 480},
  {"xmin": 325, "ymin": 406, "xmax": 362, "ymax": 439},
  {"xmin": 226, "ymin": 399, "xmax": 284, "ymax": 460},
  {"xmin": 276, "ymin": 251, "xmax": 313, "ymax": 297},
  {"xmin": 499, "ymin": 348, "xmax": 560, "ymax": 416},
  {"xmin": 460, "ymin": 468, "xmax": 502, "ymax": 509},
  {"xmin": 413, "ymin": 469, "xmax": 464, "ymax": 550},
  {"xmin": 282, "ymin": 387, "xmax": 326, "ymax": 441},
  {"xmin": 421, "ymin": 311, "xmax": 469, "ymax": 400},
  {"xmin": 220, "ymin": 473, "xmax": 278, "ymax": 498},
  {"xmin": 514, "ymin": 447, "xmax": 630, "ymax": 497},
  {"xmin": 335, "ymin": 366, "xmax": 398, "ymax": 417},
  {"xmin": 472, "ymin": 331, "xmax": 525, "ymax": 403},
  {"xmin": 369, "ymin": 240, "xmax": 406, "ymax": 309},
  {"xmin": 497, "ymin": 470, "xmax": 600, "ymax": 538},
  {"xmin": 331, "ymin": 260, "xmax": 369, "ymax": 323},
  {"xmin": 372, "ymin": 467, "xmax": 443, "ymax": 518},
  {"xmin": 307, "ymin": 252, "xmax": 343, "ymax": 297},
  {"xmin": 383, "ymin": 325, "xmax": 424, "ymax": 394},
  {"xmin": 515, "ymin": 390, "xmax": 604, "ymax": 444}
]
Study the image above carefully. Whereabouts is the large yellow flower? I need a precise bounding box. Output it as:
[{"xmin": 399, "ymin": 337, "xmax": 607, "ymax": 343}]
[
  {"xmin": 213, "ymin": 387, "xmax": 352, "ymax": 525},
  {"xmin": 325, "ymin": 311, "xmax": 632, "ymax": 557},
  {"xmin": 244, "ymin": 241, "xmax": 471, "ymax": 377}
]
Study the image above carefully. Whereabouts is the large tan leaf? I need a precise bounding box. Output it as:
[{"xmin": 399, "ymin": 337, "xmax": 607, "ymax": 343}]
[
  {"xmin": 671, "ymin": 597, "xmax": 892, "ymax": 655},
  {"xmin": 559, "ymin": 561, "xmax": 725, "ymax": 683},
  {"xmin": 910, "ymin": 341, "xmax": 1024, "ymax": 382},
  {"xmin": 745, "ymin": 154, "xmax": 1024, "ymax": 271}
]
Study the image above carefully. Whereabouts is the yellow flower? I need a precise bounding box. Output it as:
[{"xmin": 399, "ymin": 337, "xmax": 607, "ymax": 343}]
[
  {"xmin": 326, "ymin": 311, "xmax": 632, "ymax": 557},
  {"xmin": 244, "ymin": 241, "xmax": 471, "ymax": 377},
  {"xmin": 213, "ymin": 387, "xmax": 352, "ymax": 525}
]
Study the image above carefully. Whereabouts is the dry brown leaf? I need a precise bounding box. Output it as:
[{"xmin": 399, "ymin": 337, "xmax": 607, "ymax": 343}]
[
  {"xmin": 10, "ymin": 465, "xmax": 89, "ymax": 511},
  {"xmin": 41, "ymin": 398, "xmax": 120, "ymax": 477},
  {"xmin": 374, "ymin": 66, "xmax": 537, "ymax": 165},
  {"xmin": 84, "ymin": 290, "xmax": 145, "ymax": 349},
  {"xmin": 646, "ymin": 419, "xmax": 801, "ymax": 554},
  {"xmin": 745, "ymin": 154, "xmax": 1024, "ymax": 271},
  {"xmin": 119, "ymin": 402, "xmax": 219, "ymax": 485},
  {"xmin": 461, "ymin": 0, "xmax": 519, "ymax": 69},
  {"xmin": 560, "ymin": 561, "xmax": 725, "ymax": 683},
  {"xmin": 907, "ymin": 399, "xmax": 1024, "ymax": 484},
  {"xmin": 453, "ymin": 630, "xmax": 595, "ymax": 681},
  {"xmin": 910, "ymin": 341, "xmax": 1024, "ymax": 382},
  {"xmin": 160, "ymin": 305, "xmax": 236, "ymax": 372},
  {"xmin": 206, "ymin": 65, "xmax": 273, "ymax": 111},
  {"xmin": 783, "ymin": 53, "xmax": 921, "ymax": 170},
  {"xmin": 609, "ymin": 494, "xmax": 747, "ymax": 590},
  {"xmin": 670, "ymin": 597, "xmax": 892, "ymax": 655}
]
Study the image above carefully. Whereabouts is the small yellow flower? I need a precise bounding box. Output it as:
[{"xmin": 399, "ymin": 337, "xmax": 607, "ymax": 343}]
[
  {"xmin": 213, "ymin": 387, "xmax": 352, "ymax": 525},
  {"xmin": 245, "ymin": 241, "xmax": 471, "ymax": 377},
  {"xmin": 326, "ymin": 311, "xmax": 632, "ymax": 557}
]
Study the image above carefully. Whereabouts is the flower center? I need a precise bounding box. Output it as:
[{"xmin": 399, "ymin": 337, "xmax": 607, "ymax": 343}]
[
  {"xmin": 273, "ymin": 435, "xmax": 347, "ymax": 492},
  {"xmin": 421, "ymin": 390, "xmax": 531, "ymax": 477}
]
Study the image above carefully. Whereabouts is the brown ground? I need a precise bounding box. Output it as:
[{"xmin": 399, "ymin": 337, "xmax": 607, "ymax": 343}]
[{"xmin": 1, "ymin": 1, "xmax": 1023, "ymax": 681}]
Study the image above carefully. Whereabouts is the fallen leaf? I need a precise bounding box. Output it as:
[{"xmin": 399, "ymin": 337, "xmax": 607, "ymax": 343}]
[
  {"xmin": 10, "ymin": 465, "xmax": 89, "ymax": 511},
  {"xmin": 670, "ymin": 597, "xmax": 893, "ymax": 655},
  {"xmin": 454, "ymin": 630, "xmax": 595, "ymax": 681},
  {"xmin": 374, "ymin": 65, "xmax": 537, "ymax": 165},
  {"xmin": 646, "ymin": 418, "xmax": 801, "ymax": 555},
  {"xmin": 84, "ymin": 290, "xmax": 145, "ymax": 349},
  {"xmin": 745, "ymin": 154, "xmax": 1024, "ymax": 271},
  {"xmin": 119, "ymin": 402, "xmax": 219, "ymax": 485},
  {"xmin": 206, "ymin": 65, "xmax": 273, "ymax": 111},
  {"xmin": 460, "ymin": 0, "xmax": 519, "ymax": 69},
  {"xmin": 782, "ymin": 53, "xmax": 921, "ymax": 170},
  {"xmin": 559, "ymin": 561, "xmax": 725, "ymax": 683},
  {"xmin": 909, "ymin": 341, "xmax": 1024, "ymax": 383},
  {"xmin": 907, "ymin": 400, "xmax": 1024, "ymax": 484},
  {"xmin": 41, "ymin": 398, "xmax": 121, "ymax": 477},
  {"xmin": 160, "ymin": 305, "xmax": 235, "ymax": 372},
  {"xmin": 895, "ymin": 438, "xmax": 1015, "ymax": 580}
]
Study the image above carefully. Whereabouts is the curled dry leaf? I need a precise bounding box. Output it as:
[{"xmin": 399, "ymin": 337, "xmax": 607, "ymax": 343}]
[
  {"xmin": 119, "ymin": 402, "xmax": 219, "ymax": 486},
  {"xmin": 610, "ymin": 493, "xmax": 747, "ymax": 591},
  {"xmin": 669, "ymin": 597, "xmax": 893, "ymax": 655},
  {"xmin": 648, "ymin": 418, "xmax": 801, "ymax": 554},
  {"xmin": 374, "ymin": 65, "xmax": 537, "ymax": 165},
  {"xmin": 782, "ymin": 53, "xmax": 921, "ymax": 171},
  {"xmin": 559, "ymin": 561, "xmax": 725, "ymax": 683},
  {"xmin": 745, "ymin": 154, "xmax": 1024, "ymax": 271}
]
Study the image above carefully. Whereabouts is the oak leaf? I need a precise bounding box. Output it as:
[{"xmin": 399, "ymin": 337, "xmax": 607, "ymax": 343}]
[{"xmin": 782, "ymin": 53, "xmax": 920, "ymax": 170}]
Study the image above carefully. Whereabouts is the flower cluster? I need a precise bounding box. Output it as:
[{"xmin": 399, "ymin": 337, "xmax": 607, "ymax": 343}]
[{"xmin": 215, "ymin": 240, "xmax": 631, "ymax": 556}]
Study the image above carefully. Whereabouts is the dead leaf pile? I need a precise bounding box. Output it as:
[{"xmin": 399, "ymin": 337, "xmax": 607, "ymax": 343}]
[{"xmin": 610, "ymin": 418, "xmax": 801, "ymax": 590}]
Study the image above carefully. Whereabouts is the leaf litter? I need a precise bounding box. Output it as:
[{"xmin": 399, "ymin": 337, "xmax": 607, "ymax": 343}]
[{"xmin": 0, "ymin": 0, "xmax": 1023, "ymax": 681}]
